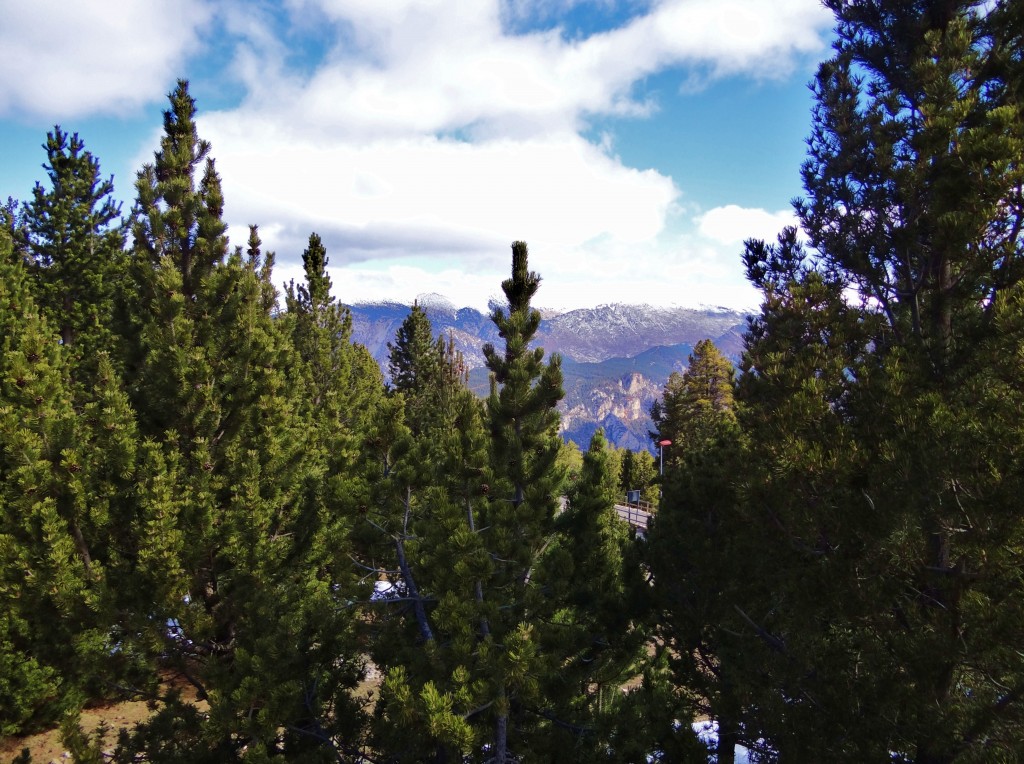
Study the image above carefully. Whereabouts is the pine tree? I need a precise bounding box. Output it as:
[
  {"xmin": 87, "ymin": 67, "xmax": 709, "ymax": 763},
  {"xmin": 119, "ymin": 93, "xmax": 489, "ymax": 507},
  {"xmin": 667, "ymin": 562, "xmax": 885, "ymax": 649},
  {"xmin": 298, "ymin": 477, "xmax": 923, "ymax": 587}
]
[
  {"xmin": 1, "ymin": 197, "xmax": 29, "ymax": 265},
  {"xmin": 555, "ymin": 439, "xmax": 584, "ymax": 486},
  {"xmin": 285, "ymin": 231, "xmax": 358, "ymax": 415},
  {"xmin": 368, "ymin": 340, "xmax": 493, "ymax": 762},
  {"xmin": 0, "ymin": 228, "xmax": 145, "ymax": 734},
  {"xmin": 370, "ymin": 243, "xmax": 576, "ymax": 762},
  {"xmin": 117, "ymin": 81, "xmax": 367, "ymax": 760},
  {"xmin": 387, "ymin": 302, "xmax": 444, "ymax": 436},
  {"xmin": 387, "ymin": 301, "xmax": 436, "ymax": 391},
  {"xmin": 730, "ymin": 2, "xmax": 1024, "ymax": 759},
  {"xmin": 650, "ymin": 339, "xmax": 735, "ymax": 469},
  {"xmin": 284, "ymin": 229, "xmax": 382, "ymax": 554},
  {"xmin": 618, "ymin": 447, "xmax": 656, "ymax": 505},
  {"xmin": 356, "ymin": 304, "xmax": 491, "ymax": 760},
  {"xmin": 647, "ymin": 339, "xmax": 748, "ymax": 763},
  {"xmin": 22, "ymin": 126, "xmax": 126, "ymax": 385},
  {"xmin": 0, "ymin": 227, "xmax": 81, "ymax": 733},
  {"xmin": 479, "ymin": 240, "xmax": 565, "ymax": 762},
  {"xmin": 541, "ymin": 429, "xmax": 649, "ymax": 760}
]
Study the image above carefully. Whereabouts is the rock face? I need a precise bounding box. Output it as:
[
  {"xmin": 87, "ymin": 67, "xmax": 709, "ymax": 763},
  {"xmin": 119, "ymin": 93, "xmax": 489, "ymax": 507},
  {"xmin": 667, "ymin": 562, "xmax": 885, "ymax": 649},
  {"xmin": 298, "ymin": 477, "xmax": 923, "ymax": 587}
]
[
  {"xmin": 346, "ymin": 297, "xmax": 748, "ymax": 451},
  {"xmin": 559, "ymin": 371, "xmax": 664, "ymax": 452}
]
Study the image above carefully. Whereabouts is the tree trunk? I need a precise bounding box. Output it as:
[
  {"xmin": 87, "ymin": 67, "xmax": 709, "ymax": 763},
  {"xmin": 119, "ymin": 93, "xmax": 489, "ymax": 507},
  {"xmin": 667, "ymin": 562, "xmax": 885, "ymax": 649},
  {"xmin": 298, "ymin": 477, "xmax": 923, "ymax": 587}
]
[
  {"xmin": 717, "ymin": 714, "xmax": 737, "ymax": 764},
  {"xmin": 393, "ymin": 535, "xmax": 434, "ymax": 643},
  {"xmin": 467, "ymin": 497, "xmax": 490, "ymax": 638},
  {"xmin": 69, "ymin": 518, "xmax": 93, "ymax": 575},
  {"xmin": 494, "ymin": 708, "xmax": 508, "ymax": 763}
]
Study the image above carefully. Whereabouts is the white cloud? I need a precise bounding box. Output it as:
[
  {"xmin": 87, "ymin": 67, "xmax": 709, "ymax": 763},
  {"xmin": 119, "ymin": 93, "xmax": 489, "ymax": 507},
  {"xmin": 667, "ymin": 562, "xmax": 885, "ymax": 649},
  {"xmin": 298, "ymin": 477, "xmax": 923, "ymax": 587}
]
[
  {"xmin": 500, "ymin": 0, "xmax": 626, "ymax": 26},
  {"xmin": 184, "ymin": 0, "xmax": 828, "ymax": 312},
  {"xmin": 696, "ymin": 204, "xmax": 796, "ymax": 246},
  {"xmin": 0, "ymin": 0, "xmax": 210, "ymax": 118},
  {"xmin": 204, "ymin": 121, "xmax": 679, "ymax": 263},
  {"xmin": 34, "ymin": 0, "xmax": 827, "ymax": 311},
  {"xmin": 324, "ymin": 263, "xmax": 503, "ymax": 311},
  {"xmin": 530, "ymin": 233, "xmax": 762, "ymax": 311},
  {"xmin": 226, "ymin": 0, "xmax": 831, "ymax": 140}
]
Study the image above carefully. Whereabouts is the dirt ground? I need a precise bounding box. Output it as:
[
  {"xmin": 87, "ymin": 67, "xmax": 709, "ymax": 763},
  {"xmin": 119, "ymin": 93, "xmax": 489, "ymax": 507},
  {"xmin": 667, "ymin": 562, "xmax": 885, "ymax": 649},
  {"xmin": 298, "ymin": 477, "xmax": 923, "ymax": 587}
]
[
  {"xmin": 1, "ymin": 698, "xmax": 149, "ymax": 763},
  {"xmin": 0, "ymin": 665, "xmax": 384, "ymax": 764},
  {"xmin": 0, "ymin": 677, "xmax": 204, "ymax": 764}
]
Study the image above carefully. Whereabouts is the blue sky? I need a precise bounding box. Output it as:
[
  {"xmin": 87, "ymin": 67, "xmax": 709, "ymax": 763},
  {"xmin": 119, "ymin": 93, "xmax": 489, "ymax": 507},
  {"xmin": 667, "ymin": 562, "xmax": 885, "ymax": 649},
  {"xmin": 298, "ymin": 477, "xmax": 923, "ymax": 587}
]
[{"xmin": 0, "ymin": 0, "xmax": 834, "ymax": 311}]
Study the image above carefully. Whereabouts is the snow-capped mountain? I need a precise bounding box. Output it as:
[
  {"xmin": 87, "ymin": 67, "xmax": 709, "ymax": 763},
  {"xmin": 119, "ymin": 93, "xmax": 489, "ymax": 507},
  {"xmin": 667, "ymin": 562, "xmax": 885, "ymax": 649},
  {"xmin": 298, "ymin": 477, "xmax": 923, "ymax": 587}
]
[{"xmin": 345, "ymin": 298, "xmax": 748, "ymax": 451}]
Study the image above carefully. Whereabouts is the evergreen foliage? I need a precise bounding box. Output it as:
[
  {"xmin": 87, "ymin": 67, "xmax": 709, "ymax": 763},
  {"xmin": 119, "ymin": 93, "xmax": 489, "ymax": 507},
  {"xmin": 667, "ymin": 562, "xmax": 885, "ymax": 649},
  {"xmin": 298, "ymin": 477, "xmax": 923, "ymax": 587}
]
[
  {"xmin": 617, "ymin": 447, "xmax": 656, "ymax": 505},
  {"xmin": 284, "ymin": 229, "xmax": 382, "ymax": 564},
  {"xmin": 730, "ymin": 2, "xmax": 1024, "ymax": 760},
  {"xmin": 650, "ymin": 339, "xmax": 734, "ymax": 470},
  {"xmin": 368, "ymin": 342, "xmax": 494, "ymax": 762},
  {"xmin": 114, "ymin": 81, "xmax": 368, "ymax": 760},
  {"xmin": 555, "ymin": 439, "xmax": 584, "ymax": 495},
  {"xmin": 543, "ymin": 429, "xmax": 650, "ymax": 760},
  {"xmin": 0, "ymin": 228, "xmax": 83, "ymax": 733},
  {"xmin": 4, "ymin": 7, "xmax": 1022, "ymax": 757},
  {"xmin": 387, "ymin": 301, "xmax": 444, "ymax": 436},
  {"xmin": 479, "ymin": 240, "xmax": 565, "ymax": 762},
  {"xmin": 0, "ymin": 229, "xmax": 143, "ymax": 735},
  {"xmin": 647, "ymin": 340, "xmax": 747, "ymax": 764},
  {"xmin": 21, "ymin": 127, "xmax": 126, "ymax": 387},
  {"xmin": 367, "ymin": 243, "xmax": 587, "ymax": 763},
  {"xmin": 285, "ymin": 231, "xmax": 371, "ymax": 425}
]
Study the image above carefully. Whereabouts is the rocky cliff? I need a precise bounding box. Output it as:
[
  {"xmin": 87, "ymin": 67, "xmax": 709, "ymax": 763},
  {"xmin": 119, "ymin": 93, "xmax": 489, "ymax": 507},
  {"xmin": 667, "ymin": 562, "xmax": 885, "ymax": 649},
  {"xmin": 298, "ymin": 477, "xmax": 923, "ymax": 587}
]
[{"xmin": 346, "ymin": 297, "xmax": 748, "ymax": 451}]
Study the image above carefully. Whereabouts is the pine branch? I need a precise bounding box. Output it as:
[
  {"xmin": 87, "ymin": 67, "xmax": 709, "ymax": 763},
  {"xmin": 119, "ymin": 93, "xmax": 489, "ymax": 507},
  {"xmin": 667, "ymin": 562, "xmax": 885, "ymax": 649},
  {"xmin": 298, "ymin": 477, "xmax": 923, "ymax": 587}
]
[{"xmin": 733, "ymin": 606, "xmax": 787, "ymax": 655}]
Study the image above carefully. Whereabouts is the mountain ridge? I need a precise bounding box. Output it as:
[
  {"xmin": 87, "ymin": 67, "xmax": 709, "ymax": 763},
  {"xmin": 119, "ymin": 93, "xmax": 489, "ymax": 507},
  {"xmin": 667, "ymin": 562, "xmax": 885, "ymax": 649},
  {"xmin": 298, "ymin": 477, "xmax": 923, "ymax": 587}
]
[{"xmin": 345, "ymin": 299, "xmax": 749, "ymax": 451}]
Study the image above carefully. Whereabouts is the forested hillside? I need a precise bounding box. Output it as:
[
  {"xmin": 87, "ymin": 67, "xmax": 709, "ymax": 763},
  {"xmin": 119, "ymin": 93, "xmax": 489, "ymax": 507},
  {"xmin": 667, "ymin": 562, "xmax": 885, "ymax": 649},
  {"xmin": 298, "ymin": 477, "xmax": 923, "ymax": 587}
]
[
  {"xmin": 2, "ymin": 2, "xmax": 1023, "ymax": 762},
  {"xmin": 346, "ymin": 299, "xmax": 746, "ymax": 451}
]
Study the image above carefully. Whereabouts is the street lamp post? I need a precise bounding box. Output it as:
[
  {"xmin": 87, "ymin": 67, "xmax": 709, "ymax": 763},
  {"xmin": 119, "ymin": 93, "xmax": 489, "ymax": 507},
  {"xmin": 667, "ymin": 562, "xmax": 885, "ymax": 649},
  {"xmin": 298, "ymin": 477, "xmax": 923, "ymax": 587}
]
[
  {"xmin": 658, "ymin": 439, "xmax": 672, "ymax": 499},
  {"xmin": 658, "ymin": 439, "xmax": 672, "ymax": 477}
]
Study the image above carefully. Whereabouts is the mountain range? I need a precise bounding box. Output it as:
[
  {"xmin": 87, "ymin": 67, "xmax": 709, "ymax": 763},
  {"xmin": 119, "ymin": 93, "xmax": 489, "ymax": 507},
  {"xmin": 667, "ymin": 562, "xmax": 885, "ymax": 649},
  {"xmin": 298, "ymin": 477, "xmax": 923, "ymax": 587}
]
[{"xmin": 345, "ymin": 294, "xmax": 749, "ymax": 452}]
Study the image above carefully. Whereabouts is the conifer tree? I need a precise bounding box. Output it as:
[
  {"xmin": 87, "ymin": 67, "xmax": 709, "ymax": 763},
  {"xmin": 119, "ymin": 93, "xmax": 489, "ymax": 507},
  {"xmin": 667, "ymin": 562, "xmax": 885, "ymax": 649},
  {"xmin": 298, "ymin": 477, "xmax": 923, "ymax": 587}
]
[
  {"xmin": 355, "ymin": 306, "xmax": 446, "ymax": 613},
  {"xmin": 555, "ymin": 439, "xmax": 584, "ymax": 493},
  {"xmin": 651, "ymin": 339, "xmax": 734, "ymax": 471},
  {"xmin": 22, "ymin": 127, "xmax": 125, "ymax": 385},
  {"xmin": 0, "ymin": 228, "xmax": 147, "ymax": 735},
  {"xmin": 730, "ymin": 2, "xmax": 1024, "ymax": 759},
  {"xmin": 618, "ymin": 447, "xmax": 657, "ymax": 505},
  {"xmin": 285, "ymin": 231, "xmax": 358, "ymax": 415},
  {"xmin": 387, "ymin": 302, "xmax": 437, "ymax": 392},
  {"xmin": 647, "ymin": 340, "xmax": 748, "ymax": 763},
  {"xmin": 356, "ymin": 303, "xmax": 490, "ymax": 760},
  {"xmin": 1, "ymin": 197, "xmax": 30, "ymax": 265},
  {"xmin": 0, "ymin": 228, "xmax": 83, "ymax": 733},
  {"xmin": 479, "ymin": 240, "xmax": 565, "ymax": 762},
  {"xmin": 541, "ymin": 429, "xmax": 649, "ymax": 760},
  {"xmin": 370, "ymin": 243, "xmax": 581, "ymax": 763},
  {"xmin": 118, "ymin": 81, "xmax": 367, "ymax": 760},
  {"xmin": 284, "ymin": 230, "xmax": 382, "ymax": 554},
  {"xmin": 368, "ymin": 338, "xmax": 493, "ymax": 762},
  {"xmin": 387, "ymin": 301, "xmax": 444, "ymax": 436},
  {"xmin": 560, "ymin": 431, "xmax": 630, "ymax": 629}
]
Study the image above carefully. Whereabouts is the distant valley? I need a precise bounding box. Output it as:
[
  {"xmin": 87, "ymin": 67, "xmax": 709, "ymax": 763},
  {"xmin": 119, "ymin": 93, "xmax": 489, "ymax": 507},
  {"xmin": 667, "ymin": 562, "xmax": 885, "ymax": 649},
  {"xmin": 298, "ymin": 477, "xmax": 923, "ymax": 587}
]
[{"xmin": 346, "ymin": 295, "xmax": 749, "ymax": 451}]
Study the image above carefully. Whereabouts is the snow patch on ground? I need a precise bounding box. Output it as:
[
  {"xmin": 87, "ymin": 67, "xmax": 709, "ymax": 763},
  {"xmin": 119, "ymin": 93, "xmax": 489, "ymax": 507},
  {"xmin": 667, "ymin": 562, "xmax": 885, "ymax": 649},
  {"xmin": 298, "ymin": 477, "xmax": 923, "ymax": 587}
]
[{"xmin": 692, "ymin": 720, "xmax": 754, "ymax": 763}]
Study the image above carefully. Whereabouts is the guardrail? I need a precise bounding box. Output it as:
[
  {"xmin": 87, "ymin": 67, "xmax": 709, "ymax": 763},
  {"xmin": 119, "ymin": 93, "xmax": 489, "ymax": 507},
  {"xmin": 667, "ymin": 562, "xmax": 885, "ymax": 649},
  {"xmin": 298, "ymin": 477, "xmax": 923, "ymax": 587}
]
[{"xmin": 614, "ymin": 503, "xmax": 651, "ymax": 531}]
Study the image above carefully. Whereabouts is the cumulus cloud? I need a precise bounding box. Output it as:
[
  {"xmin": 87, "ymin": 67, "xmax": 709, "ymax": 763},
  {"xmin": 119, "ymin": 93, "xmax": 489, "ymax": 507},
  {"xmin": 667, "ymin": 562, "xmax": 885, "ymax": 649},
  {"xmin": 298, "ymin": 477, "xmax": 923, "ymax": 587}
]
[
  {"xmin": 696, "ymin": 204, "xmax": 797, "ymax": 246},
  {"xmin": 227, "ymin": 0, "xmax": 830, "ymax": 140},
  {"xmin": 11, "ymin": 0, "xmax": 829, "ymax": 310},
  {"xmin": 185, "ymin": 0, "xmax": 829, "ymax": 305},
  {"xmin": 204, "ymin": 120, "xmax": 679, "ymax": 264},
  {"xmin": 0, "ymin": 0, "xmax": 210, "ymax": 118}
]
